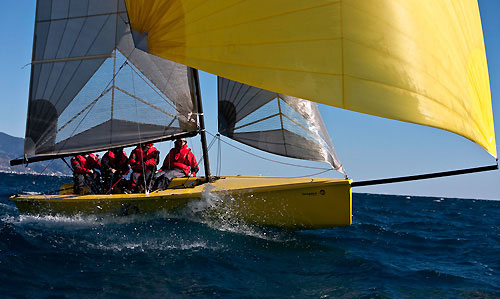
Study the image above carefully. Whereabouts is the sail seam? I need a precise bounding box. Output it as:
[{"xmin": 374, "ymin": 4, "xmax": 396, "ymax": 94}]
[
  {"xmin": 52, "ymin": 13, "xmax": 113, "ymax": 112},
  {"xmin": 233, "ymin": 134, "xmax": 338, "ymax": 168},
  {"xmin": 277, "ymin": 98, "xmax": 288, "ymax": 156},
  {"xmin": 114, "ymin": 86, "xmax": 178, "ymax": 119},
  {"xmin": 172, "ymin": 1, "xmax": 340, "ymax": 40},
  {"xmin": 232, "ymin": 84, "xmax": 256, "ymax": 119},
  {"xmin": 280, "ymin": 113, "xmax": 329, "ymax": 148},
  {"xmin": 207, "ymin": 131, "xmax": 335, "ymax": 171},
  {"xmin": 45, "ymin": 7, "xmax": 92, "ymax": 109},
  {"xmin": 51, "ymin": 88, "xmax": 112, "ymax": 143},
  {"xmin": 231, "ymin": 79, "xmax": 246, "ymax": 109},
  {"xmin": 233, "ymin": 113, "xmax": 280, "ymax": 131},
  {"xmin": 165, "ymin": 52, "xmax": 342, "ymax": 76},
  {"xmin": 231, "ymin": 89, "xmax": 267, "ymax": 121},
  {"xmin": 48, "ymin": 91, "xmax": 102, "ymax": 156},
  {"xmin": 123, "ymin": 57, "xmax": 188, "ymax": 117},
  {"xmin": 340, "ymin": 38, "xmax": 469, "ymax": 112},
  {"xmin": 39, "ymin": 10, "xmax": 70, "ymax": 101},
  {"xmin": 340, "ymin": 0, "xmax": 345, "ymax": 108},
  {"xmin": 171, "ymin": 37, "xmax": 343, "ymax": 48},
  {"xmin": 161, "ymin": 117, "xmax": 178, "ymax": 139},
  {"xmin": 181, "ymin": 0, "xmax": 246, "ymax": 29},
  {"xmin": 341, "ymin": 0, "xmax": 469, "ymax": 94},
  {"xmin": 342, "ymin": 74, "xmax": 488, "ymax": 143}
]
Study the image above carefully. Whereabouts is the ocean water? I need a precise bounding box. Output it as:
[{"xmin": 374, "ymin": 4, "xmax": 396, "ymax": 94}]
[{"xmin": 0, "ymin": 172, "xmax": 499, "ymax": 298}]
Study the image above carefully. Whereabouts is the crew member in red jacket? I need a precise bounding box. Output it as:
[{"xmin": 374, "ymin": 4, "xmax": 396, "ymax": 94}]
[
  {"xmin": 129, "ymin": 143, "xmax": 159, "ymax": 192},
  {"xmin": 152, "ymin": 138, "xmax": 199, "ymax": 191},
  {"xmin": 101, "ymin": 147, "xmax": 129, "ymax": 193},
  {"xmin": 71, "ymin": 153, "xmax": 101, "ymax": 194}
]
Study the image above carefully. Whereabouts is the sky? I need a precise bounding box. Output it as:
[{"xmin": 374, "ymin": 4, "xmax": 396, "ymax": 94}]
[{"xmin": 0, "ymin": 1, "xmax": 499, "ymax": 200}]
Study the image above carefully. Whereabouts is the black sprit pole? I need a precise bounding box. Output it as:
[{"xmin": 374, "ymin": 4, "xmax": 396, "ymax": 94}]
[{"xmin": 191, "ymin": 68, "xmax": 211, "ymax": 181}]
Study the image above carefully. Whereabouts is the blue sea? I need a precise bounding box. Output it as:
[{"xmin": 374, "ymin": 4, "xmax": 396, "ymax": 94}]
[{"xmin": 0, "ymin": 172, "xmax": 498, "ymax": 298}]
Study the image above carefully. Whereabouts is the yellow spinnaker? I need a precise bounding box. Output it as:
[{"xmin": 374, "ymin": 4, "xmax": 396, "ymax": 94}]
[{"xmin": 125, "ymin": 0, "xmax": 496, "ymax": 157}]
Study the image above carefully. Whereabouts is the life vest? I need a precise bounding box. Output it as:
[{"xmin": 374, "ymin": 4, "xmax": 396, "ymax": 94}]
[
  {"xmin": 103, "ymin": 150, "xmax": 128, "ymax": 169},
  {"xmin": 163, "ymin": 144, "xmax": 198, "ymax": 176},
  {"xmin": 71, "ymin": 153, "xmax": 100, "ymax": 174},
  {"xmin": 129, "ymin": 145, "xmax": 159, "ymax": 172}
]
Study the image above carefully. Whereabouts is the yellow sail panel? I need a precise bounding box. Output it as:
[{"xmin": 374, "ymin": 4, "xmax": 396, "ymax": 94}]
[{"xmin": 125, "ymin": 0, "xmax": 496, "ymax": 157}]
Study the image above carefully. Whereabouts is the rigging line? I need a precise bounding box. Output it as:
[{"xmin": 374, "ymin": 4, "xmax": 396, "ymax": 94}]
[
  {"xmin": 50, "ymin": 12, "xmax": 113, "ymax": 110},
  {"xmin": 280, "ymin": 112, "xmax": 331, "ymax": 149},
  {"xmin": 54, "ymin": 46, "xmax": 135, "ymax": 144},
  {"xmin": 206, "ymin": 130, "xmax": 333, "ymax": 171},
  {"xmin": 48, "ymin": 44, "xmax": 131, "ymax": 147},
  {"xmin": 56, "ymin": 88, "xmax": 112, "ymax": 135},
  {"xmin": 130, "ymin": 65, "xmax": 148, "ymax": 194},
  {"xmin": 114, "ymin": 86, "xmax": 178, "ymax": 119},
  {"xmin": 232, "ymin": 112, "xmax": 281, "ymax": 131},
  {"xmin": 34, "ymin": 87, "xmax": 112, "ymax": 152},
  {"xmin": 43, "ymin": 89, "xmax": 102, "ymax": 159},
  {"xmin": 37, "ymin": 156, "xmax": 57, "ymax": 176},
  {"xmin": 287, "ymin": 169, "xmax": 334, "ymax": 178},
  {"xmin": 196, "ymin": 133, "xmax": 218, "ymax": 166},
  {"xmin": 42, "ymin": 58, "xmax": 128, "ymax": 150},
  {"xmin": 217, "ymin": 134, "xmax": 222, "ymax": 176},
  {"xmin": 125, "ymin": 61, "xmax": 187, "ymax": 116},
  {"xmin": 277, "ymin": 97, "xmax": 288, "ymax": 156},
  {"xmin": 232, "ymin": 87, "xmax": 267, "ymax": 120}
]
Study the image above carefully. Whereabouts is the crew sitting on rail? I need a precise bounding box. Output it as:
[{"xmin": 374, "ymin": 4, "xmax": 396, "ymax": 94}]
[
  {"xmin": 101, "ymin": 147, "xmax": 129, "ymax": 194},
  {"xmin": 71, "ymin": 153, "xmax": 101, "ymax": 195},
  {"xmin": 129, "ymin": 143, "xmax": 160, "ymax": 193},
  {"xmin": 152, "ymin": 138, "xmax": 199, "ymax": 191}
]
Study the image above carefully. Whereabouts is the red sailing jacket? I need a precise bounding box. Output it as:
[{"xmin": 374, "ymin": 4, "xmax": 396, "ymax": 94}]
[
  {"xmin": 71, "ymin": 153, "xmax": 101, "ymax": 175},
  {"xmin": 161, "ymin": 144, "xmax": 199, "ymax": 176},
  {"xmin": 129, "ymin": 144, "xmax": 159, "ymax": 172},
  {"xmin": 101, "ymin": 150, "xmax": 129, "ymax": 173}
]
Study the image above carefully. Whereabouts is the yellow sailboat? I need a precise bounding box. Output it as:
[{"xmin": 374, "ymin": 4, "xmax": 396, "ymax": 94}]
[{"xmin": 10, "ymin": 0, "xmax": 497, "ymax": 230}]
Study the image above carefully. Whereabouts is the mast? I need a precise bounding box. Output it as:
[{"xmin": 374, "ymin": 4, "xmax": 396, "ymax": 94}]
[{"xmin": 191, "ymin": 68, "xmax": 211, "ymax": 181}]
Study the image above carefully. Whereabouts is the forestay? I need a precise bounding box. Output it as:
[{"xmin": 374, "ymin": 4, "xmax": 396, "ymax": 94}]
[
  {"xmin": 218, "ymin": 77, "xmax": 346, "ymax": 175},
  {"xmin": 126, "ymin": 0, "xmax": 496, "ymax": 157},
  {"xmin": 25, "ymin": 0, "xmax": 197, "ymax": 157}
]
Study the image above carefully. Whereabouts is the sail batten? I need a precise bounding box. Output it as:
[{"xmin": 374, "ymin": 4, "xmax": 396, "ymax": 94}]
[
  {"xmin": 31, "ymin": 54, "xmax": 115, "ymax": 64},
  {"xmin": 127, "ymin": 0, "xmax": 496, "ymax": 157}
]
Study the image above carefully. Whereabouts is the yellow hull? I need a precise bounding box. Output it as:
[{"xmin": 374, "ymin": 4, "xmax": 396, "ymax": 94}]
[{"xmin": 10, "ymin": 176, "xmax": 352, "ymax": 230}]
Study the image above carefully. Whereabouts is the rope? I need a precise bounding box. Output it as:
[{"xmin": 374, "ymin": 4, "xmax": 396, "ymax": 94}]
[
  {"xmin": 126, "ymin": 60, "xmax": 187, "ymax": 116},
  {"xmin": 196, "ymin": 133, "xmax": 218, "ymax": 166},
  {"xmin": 217, "ymin": 134, "xmax": 222, "ymax": 176},
  {"xmin": 286, "ymin": 168, "xmax": 334, "ymax": 178},
  {"xmin": 130, "ymin": 66, "xmax": 149, "ymax": 194},
  {"xmin": 37, "ymin": 157, "xmax": 57, "ymax": 175}
]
